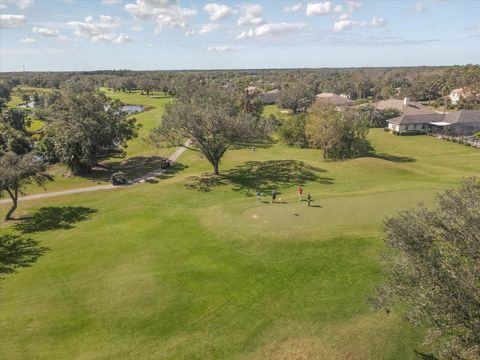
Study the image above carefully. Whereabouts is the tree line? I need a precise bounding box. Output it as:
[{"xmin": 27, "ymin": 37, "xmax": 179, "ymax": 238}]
[{"xmin": 2, "ymin": 64, "xmax": 480, "ymax": 106}]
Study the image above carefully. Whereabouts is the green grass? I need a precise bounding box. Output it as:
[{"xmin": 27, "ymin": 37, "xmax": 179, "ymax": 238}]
[
  {"xmin": 8, "ymin": 95, "xmax": 24, "ymax": 107},
  {"xmin": 27, "ymin": 118, "xmax": 44, "ymax": 132},
  {"xmin": 1, "ymin": 121, "xmax": 479, "ymax": 359}
]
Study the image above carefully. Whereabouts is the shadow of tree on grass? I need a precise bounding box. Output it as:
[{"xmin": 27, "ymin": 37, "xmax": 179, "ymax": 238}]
[
  {"xmin": 74, "ymin": 157, "xmax": 189, "ymax": 184},
  {"xmin": 151, "ymin": 162, "xmax": 189, "ymax": 181},
  {"xmin": 414, "ymin": 350, "xmax": 438, "ymax": 360},
  {"xmin": 15, "ymin": 207, "xmax": 97, "ymax": 234},
  {"xmin": 81, "ymin": 156, "xmax": 170, "ymax": 182},
  {"xmin": 185, "ymin": 160, "xmax": 334, "ymax": 195},
  {"xmin": 0, "ymin": 234, "xmax": 48, "ymax": 276},
  {"xmin": 369, "ymin": 153, "xmax": 416, "ymax": 163}
]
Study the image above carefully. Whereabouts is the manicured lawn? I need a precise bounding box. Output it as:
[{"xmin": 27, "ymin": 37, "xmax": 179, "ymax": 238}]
[
  {"xmin": 1, "ymin": 124, "xmax": 479, "ymax": 359},
  {"xmin": 8, "ymin": 95, "xmax": 24, "ymax": 107},
  {"xmin": 27, "ymin": 118, "xmax": 44, "ymax": 132}
]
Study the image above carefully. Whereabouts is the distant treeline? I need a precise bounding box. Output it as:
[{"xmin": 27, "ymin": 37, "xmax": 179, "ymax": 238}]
[{"xmin": 1, "ymin": 65, "xmax": 480, "ymax": 104}]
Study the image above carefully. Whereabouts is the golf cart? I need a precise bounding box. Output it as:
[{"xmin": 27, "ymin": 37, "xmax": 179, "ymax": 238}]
[
  {"xmin": 160, "ymin": 158, "xmax": 171, "ymax": 170},
  {"xmin": 111, "ymin": 171, "xmax": 128, "ymax": 186}
]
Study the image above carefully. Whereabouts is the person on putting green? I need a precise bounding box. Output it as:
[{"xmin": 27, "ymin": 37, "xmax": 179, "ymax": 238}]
[
  {"xmin": 272, "ymin": 190, "xmax": 277, "ymax": 203},
  {"xmin": 256, "ymin": 190, "xmax": 261, "ymax": 203},
  {"xmin": 307, "ymin": 193, "xmax": 312, "ymax": 207},
  {"xmin": 297, "ymin": 186, "xmax": 303, "ymax": 200}
]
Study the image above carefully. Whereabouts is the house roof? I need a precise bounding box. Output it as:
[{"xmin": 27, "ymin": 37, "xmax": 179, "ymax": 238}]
[
  {"xmin": 388, "ymin": 110, "xmax": 480, "ymax": 125},
  {"xmin": 387, "ymin": 114, "xmax": 444, "ymax": 125},
  {"xmin": 375, "ymin": 99, "xmax": 434, "ymax": 115},
  {"xmin": 261, "ymin": 89, "xmax": 281, "ymax": 104},
  {"xmin": 315, "ymin": 93, "xmax": 354, "ymax": 106},
  {"xmin": 443, "ymin": 110, "xmax": 480, "ymax": 124},
  {"xmin": 265, "ymin": 89, "xmax": 280, "ymax": 94}
]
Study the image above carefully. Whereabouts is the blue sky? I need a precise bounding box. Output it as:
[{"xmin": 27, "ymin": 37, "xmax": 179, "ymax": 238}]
[{"xmin": 0, "ymin": 0, "xmax": 479, "ymax": 71}]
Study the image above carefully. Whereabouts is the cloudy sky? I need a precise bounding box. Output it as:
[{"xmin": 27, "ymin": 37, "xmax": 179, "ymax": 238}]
[{"xmin": 0, "ymin": 0, "xmax": 479, "ymax": 71}]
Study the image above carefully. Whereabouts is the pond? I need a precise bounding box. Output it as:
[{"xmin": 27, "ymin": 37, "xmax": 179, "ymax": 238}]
[{"xmin": 120, "ymin": 105, "xmax": 144, "ymax": 114}]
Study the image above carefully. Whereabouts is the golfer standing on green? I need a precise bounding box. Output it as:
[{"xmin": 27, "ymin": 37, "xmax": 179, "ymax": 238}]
[
  {"xmin": 297, "ymin": 186, "xmax": 303, "ymax": 201},
  {"xmin": 307, "ymin": 194, "xmax": 312, "ymax": 207},
  {"xmin": 272, "ymin": 190, "xmax": 277, "ymax": 203}
]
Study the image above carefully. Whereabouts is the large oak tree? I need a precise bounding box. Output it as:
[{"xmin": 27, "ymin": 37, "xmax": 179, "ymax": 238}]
[
  {"xmin": 151, "ymin": 81, "xmax": 271, "ymax": 175},
  {"xmin": 0, "ymin": 152, "xmax": 50, "ymax": 220},
  {"xmin": 43, "ymin": 88, "xmax": 139, "ymax": 174}
]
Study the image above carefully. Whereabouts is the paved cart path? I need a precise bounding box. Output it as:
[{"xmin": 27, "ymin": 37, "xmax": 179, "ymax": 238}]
[{"xmin": 0, "ymin": 141, "xmax": 190, "ymax": 205}]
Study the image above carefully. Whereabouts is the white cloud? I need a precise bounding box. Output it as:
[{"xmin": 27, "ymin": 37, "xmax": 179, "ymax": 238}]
[
  {"xmin": 68, "ymin": 15, "xmax": 131, "ymax": 43},
  {"xmin": 207, "ymin": 45, "xmax": 241, "ymax": 52},
  {"xmin": 32, "ymin": 26, "xmax": 65, "ymax": 39},
  {"xmin": 125, "ymin": 0, "xmax": 196, "ymax": 32},
  {"xmin": 199, "ymin": 23, "xmax": 221, "ymax": 34},
  {"xmin": 185, "ymin": 29, "xmax": 196, "ymax": 36},
  {"xmin": 19, "ymin": 37, "xmax": 36, "ymax": 43},
  {"xmin": 237, "ymin": 4, "xmax": 263, "ymax": 26},
  {"xmin": 411, "ymin": 2, "xmax": 426, "ymax": 13},
  {"xmin": 125, "ymin": 0, "xmax": 178, "ymax": 19},
  {"xmin": 155, "ymin": 7, "xmax": 196, "ymax": 31},
  {"xmin": 237, "ymin": 22, "xmax": 305, "ymax": 39},
  {"xmin": 333, "ymin": 14, "xmax": 385, "ymax": 32},
  {"xmin": 346, "ymin": 1, "xmax": 361, "ymax": 13},
  {"xmin": 0, "ymin": 0, "xmax": 34, "ymax": 9},
  {"xmin": 204, "ymin": 3, "xmax": 234, "ymax": 21},
  {"xmin": 102, "ymin": 0, "xmax": 121, "ymax": 4},
  {"xmin": 0, "ymin": 14, "xmax": 26, "ymax": 29},
  {"xmin": 309, "ymin": 1, "xmax": 356, "ymax": 15},
  {"xmin": 306, "ymin": 2, "xmax": 333, "ymax": 16},
  {"xmin": 284, "ymin": 3, "xmax": 303, "ymax": 12},
  {"xmin": 370, "ymin": 16, "xmax": 385, "ymax": 27}
]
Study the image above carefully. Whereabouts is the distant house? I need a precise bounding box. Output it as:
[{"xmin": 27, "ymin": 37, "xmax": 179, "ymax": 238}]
[
  {"xmin": 387, "ymin": 114, "xmax": 444, "ymax": 135},
  {"xmin": 387, "ymin": 110, "xmax": 480, "ymax": 136},
  {"xmin": 449, "ymin": 88, "xmax": 466, "ymax": 105},
  {"xmin": 375, "ymin": 97, "xmax": 433, "ymax": 116},
  {"xmin": 430, "ymin": 110, "xmax": 480, "ymax": 136},
  {"xmin": 315, "ymin": 93, "xmax": 354, "ymax": 107},
  {"xmin": 261, "ymin": 89, "xmax": 280, "ymax": 105}
]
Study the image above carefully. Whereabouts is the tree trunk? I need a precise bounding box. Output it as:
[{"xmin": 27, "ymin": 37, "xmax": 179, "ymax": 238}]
[
  {"xmin": 5, "ymin": 188, "xmax": 18, "ymax": 221},
  {"xmin": 213, "ymin": 162, "xmax": 219, "ymax": 176}
]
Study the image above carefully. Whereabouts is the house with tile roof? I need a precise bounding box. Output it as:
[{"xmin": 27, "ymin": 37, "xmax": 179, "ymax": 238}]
[
  {"xmin": 375, "ymin": 97, "xmax": 433, "ymax": 116},
  {"xmin": 430, "ymin": 110, "xmax": 480, "ymax": 136},
  {"xmin": 387, "ymin": 110, "xmax": 480, "ymax": 136},
  {"xmin": 315, "ymin": 93, "xmax": 354, "ymax": 107},
  {"xmin": 387, "ymin": 114, "xmax": 444, "ymax": 135},
  {"xmin": 261, "ymin": 89, "xmax": 280, "ymax": 105}
]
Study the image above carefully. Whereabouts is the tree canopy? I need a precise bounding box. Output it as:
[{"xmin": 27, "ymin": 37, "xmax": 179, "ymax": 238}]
[
  {"xmin": 42, "ymin": 88, "xmax": 140, "ymax": 174},
  {"xmin": 372, "ymin": 178, "xmax": 480, "ymax": 360},
  {"xmin": 278, "ymin": 79, "xmax": 316, "ymax": 114},
  {"xmin": 277, "ymin": 114, "xmax": 309, "ymax": 148},
  {"xmin": 305, "ymin": 105, "xmax": 373, "ymax": 160},
  {"xmin": 0, "ymin": 152, "xmax": 50, "ymax": 220}
]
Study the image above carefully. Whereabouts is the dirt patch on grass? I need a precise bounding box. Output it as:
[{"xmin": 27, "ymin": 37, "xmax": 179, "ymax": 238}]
[{"xmin": 251, "ymin": 337, "xmax": 359, "ymax": 360}]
